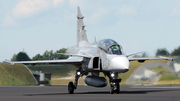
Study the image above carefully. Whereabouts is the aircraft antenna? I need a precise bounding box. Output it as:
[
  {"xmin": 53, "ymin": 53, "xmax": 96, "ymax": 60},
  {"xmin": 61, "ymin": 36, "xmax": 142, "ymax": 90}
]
[{"xmin": 94, "ymin": 37, "xmax": 97, "ymax": 45}]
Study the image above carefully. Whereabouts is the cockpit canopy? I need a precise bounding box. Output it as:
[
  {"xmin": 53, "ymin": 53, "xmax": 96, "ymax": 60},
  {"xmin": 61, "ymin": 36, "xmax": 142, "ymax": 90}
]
[{"xmin": 98, "ymin": 39, "xmax": 123, "ymax": 55}]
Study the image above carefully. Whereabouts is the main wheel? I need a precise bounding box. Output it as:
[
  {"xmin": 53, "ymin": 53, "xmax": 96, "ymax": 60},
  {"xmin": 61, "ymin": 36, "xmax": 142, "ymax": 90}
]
[{"xmin": 68, "ymin": 82, "xmax": 74, "ymax": 94}]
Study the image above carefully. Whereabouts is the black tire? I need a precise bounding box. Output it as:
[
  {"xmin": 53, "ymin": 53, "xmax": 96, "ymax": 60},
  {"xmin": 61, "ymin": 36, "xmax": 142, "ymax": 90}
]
[
  {"xmin": 68, "ymin": 82, "xmax": 74, "ymax": 94},
  {"xmin": 110, "ymin": 86, "xmax": 114, "ymax": 94},
  {"xmin": 116, "ymin": 84, "xmax": 119, "ymax": 94}
]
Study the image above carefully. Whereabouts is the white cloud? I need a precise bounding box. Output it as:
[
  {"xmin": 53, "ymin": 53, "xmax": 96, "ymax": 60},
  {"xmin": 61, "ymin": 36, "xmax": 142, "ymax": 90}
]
[
  {"xmin": 117, "ymin": 5, "xmax": 137, "ymax": 16},
  {"xmin": 1, "ymin": 0, "xmax": 79, "ymax": 28},
  {"xmin": 4, "ymin": 15, "xmax": 14, "ymax": 25},
  {"xmin": 53, "ymin": 0, "xmax": 64, "ymax": 6},
  {"xmin": 12, "ymin": 0, "xmax": 49, "ymax": 18},
  {"xmin": 1, "ymin": 15, "xmax": 21, "ymax": 28},
  {"xmin": 88, "ymin": 7, "xmax": 107, "ymax": 24},
  {"xmin": 63, "ymin": 9, "xmax": 76, "ymax": 21},
  {"xmin": 171, "ymin": 3, "xmax": 180, "ymax": 17},
  {"xmin": 69, "ymin": 0, "xmax": 82, "ymax": 6}
]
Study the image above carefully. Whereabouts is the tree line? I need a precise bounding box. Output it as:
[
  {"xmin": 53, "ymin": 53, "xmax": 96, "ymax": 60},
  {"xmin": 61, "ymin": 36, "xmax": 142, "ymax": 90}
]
[
  {"xmin": 11, "ymin": 48, "xmax": 68, "ymax": 61},
  {"xmin": 155, "ymin": 47, "xmax": 180, "ymax": 56},
  {"xmin": 133, "ymin": 47, "xmax": 180, "ymax": 58}
]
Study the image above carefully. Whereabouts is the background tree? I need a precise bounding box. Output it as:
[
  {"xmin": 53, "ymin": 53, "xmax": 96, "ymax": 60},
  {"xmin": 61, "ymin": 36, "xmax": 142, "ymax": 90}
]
[
  {"xmin": 132, "ymin": 55, "xmax": 140, "ymax": 58},
  {"xmin": 42, "ymin": 50, "xmax": 54, "ymax": 60},
  {"xmin": 32, "ymin": 54, "xmax": 43, "ymax": 61},
  {"xmin": 16, "ymin": 52, "xmax": 31, "ymax": 61},
  {"xmin": 11, "ymin": 48, "xmax": 69, "ymax": 62},
  {"xmin": 54, "ymin": 48, "xmax": 69, "ymax": 59},
  {"xmin": 43, "ymin": 50, "xmax": 50, "ymax": 60},
  {"xmin": 141, "ymin": 52, "xmax": 148, "ymax": 57},
  {"xmin": 11, "ymin": 54, "xmax": 17, "ymax": 61},
  {"xmin": 132, "ymin": 52, "xmax": 148, "ymax": 58},
  {"xmin": 171, "ymin": 46, "xmax": 180, "ymax": 56},
  {"xmin": 155, "ymin": 48, "xmax": 170, "ymax": 56},
  {"xmin": 31, "ymin": 48, "xmax": 68, "ymax": 61},
  {"xmin": 49, "ymin": 50, "xmax": 54, "ymax": 60}
]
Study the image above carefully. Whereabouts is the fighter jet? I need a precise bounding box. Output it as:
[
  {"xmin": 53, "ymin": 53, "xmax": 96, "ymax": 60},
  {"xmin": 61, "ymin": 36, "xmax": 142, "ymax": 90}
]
[{"xmin": 5, "ymin": 7, "xmax": 172, "ymax": 94}]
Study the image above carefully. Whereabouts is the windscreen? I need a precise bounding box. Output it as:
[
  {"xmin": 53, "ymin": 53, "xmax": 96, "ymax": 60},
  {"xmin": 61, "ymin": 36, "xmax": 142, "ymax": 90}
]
[
  {"xmin": 98, "ymin": 39, "xmax": 123, "ymax": 55},
  {"xmin": 107, "ymin": 45, "xmax": 123, "ymax": 55}
]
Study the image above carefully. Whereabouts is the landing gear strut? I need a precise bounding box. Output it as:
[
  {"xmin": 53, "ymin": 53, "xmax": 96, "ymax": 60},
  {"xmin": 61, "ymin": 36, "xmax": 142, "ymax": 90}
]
[
  {"xmin": 68, "ymin": 69, "xmax": 85, "ymax": 94},
  {"xmin": 108, "ymin": 72, "xmax": 121, "ymax": 94}
]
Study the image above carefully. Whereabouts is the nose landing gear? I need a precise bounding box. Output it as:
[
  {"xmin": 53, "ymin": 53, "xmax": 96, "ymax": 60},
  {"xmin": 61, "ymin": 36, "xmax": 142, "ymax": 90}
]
[
  {"xmin": 108, "ymin": 72, "xmax": 121, "ymax": 94},
  {"xmin": 110, "ymin": 81, "xmax": 120, "ymax": 94}
]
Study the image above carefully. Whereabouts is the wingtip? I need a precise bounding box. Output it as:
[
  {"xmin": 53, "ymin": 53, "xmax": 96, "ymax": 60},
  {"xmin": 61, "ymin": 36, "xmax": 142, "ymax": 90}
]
[
  {"xmin": 158, "ymin": 56, "xmax": 173, "ymax": 61},
  {"xmin": 3, "ymin": 61, "xmax": 15, "ymax": 65}
]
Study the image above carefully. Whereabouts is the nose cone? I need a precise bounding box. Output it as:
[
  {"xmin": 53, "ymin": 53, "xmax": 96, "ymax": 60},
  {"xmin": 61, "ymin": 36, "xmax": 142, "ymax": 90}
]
[{"xmin": 110, "ymin": 56, "xmax": 130, "ymax": 72}]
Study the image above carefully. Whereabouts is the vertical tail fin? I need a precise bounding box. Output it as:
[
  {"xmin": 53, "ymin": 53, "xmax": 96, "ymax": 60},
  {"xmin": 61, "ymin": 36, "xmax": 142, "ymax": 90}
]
[{"xmin": 77, "ymin": 7, "xmax": 89, "ymax": 47}]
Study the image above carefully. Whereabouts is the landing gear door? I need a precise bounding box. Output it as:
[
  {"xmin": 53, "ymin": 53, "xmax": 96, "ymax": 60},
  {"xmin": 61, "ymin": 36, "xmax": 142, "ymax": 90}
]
[
  {"xmin": 100, "ymin": 53, "xmax": 108, "ymax": 70},
  {"xmin": 93, "ymin": 57, "xmax": 99, "ymax": 69}
]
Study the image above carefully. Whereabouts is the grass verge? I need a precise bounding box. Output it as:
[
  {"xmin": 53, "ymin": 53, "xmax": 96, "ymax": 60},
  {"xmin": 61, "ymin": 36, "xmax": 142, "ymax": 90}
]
[{"xmin": 0, "ymin": 63, "xmax": 37, "ymax": 86}]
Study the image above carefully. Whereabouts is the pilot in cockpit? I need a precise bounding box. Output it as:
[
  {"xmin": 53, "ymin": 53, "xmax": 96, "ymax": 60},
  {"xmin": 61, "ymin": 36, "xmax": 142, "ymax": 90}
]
[
  {"xmin": 108, "ymin": 45, "xmax": 122, "ymax": 55},
  {"xmin": 112, "ymin": 46, "xmax": 119, "ymax": 54}
]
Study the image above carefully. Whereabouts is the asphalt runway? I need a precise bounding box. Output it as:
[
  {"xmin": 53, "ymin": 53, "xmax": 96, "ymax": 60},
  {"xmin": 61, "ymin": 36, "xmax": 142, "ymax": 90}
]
[{"xmin": 1, "ymin": 85, "xmax": 180, "ymax": 101}]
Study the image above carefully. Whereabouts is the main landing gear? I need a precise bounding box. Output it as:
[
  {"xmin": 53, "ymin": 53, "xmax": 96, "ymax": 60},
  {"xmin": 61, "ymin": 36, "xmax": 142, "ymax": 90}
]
[
  {"xmin": 110, "ymin": 79, "xmax": 121, "ymax": 94},
  {"xmin": 68, "ymin": 69, "xmax": 84, "ymax": 94}
]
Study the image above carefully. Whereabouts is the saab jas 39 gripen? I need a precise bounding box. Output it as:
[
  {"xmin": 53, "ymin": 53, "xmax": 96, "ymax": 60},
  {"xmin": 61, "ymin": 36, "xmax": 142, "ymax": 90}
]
[{"xmin": 5, "ymin": 7, "xmax": 172, "ymax": 94}]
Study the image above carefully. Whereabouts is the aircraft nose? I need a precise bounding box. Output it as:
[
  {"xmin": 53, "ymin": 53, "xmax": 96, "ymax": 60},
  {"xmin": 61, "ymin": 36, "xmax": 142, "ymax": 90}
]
[{"xmin": 109, "ymin": 56, "xmax": 130, "ymax": 72}]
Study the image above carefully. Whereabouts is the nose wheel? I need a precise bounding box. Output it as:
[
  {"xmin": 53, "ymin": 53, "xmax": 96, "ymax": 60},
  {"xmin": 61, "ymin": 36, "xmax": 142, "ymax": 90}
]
[{"xmin": 110, "ymin": 83, "xmax": 120, "ymax": 94}]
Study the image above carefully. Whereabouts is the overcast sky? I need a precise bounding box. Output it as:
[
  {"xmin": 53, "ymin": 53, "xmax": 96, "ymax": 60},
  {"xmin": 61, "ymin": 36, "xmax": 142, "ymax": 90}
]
[{"xmin": 0, "ymin": 0, "xmax": 180, "ymax": 61}]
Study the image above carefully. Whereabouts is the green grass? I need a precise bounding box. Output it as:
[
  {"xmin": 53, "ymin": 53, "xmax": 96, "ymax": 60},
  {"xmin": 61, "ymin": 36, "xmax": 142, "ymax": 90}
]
[
  {"xmin": 154, "ymin": 79, "xmax": 180, "ymax": 85},
  {"xmin": 149, "ymin": 67, "xmax": 180, "ymax": 81},
  {"xmin": 0, "ymin": 63, "xmax": 37, "ymax": 86},
  {"xmin": 119, "ymin": 60, "xmax": 169, "ymax": 85},
  {"xmin": 148, "ymin": 65, "xmax": 180, "ymax": 85},
  {"xmin": 149, "ymin": 68, "xmax": 170, "ymax": 73},
  {"xmin": 159, "ymin": 73, "xmax": 179, "ymax": 81}
]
